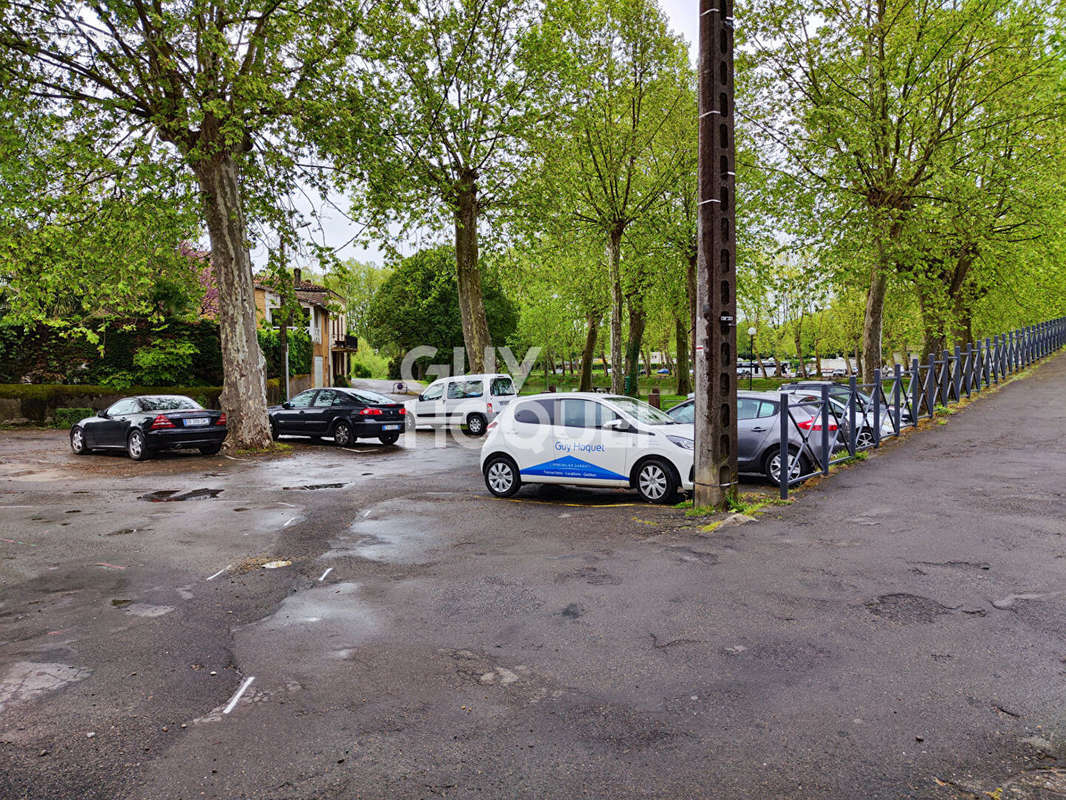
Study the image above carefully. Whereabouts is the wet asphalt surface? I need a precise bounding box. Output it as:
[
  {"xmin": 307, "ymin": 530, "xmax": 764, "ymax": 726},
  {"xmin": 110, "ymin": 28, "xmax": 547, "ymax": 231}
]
[{"xmin": 2, "ymin": 360, "xmax": 1066, "ymax": 800}]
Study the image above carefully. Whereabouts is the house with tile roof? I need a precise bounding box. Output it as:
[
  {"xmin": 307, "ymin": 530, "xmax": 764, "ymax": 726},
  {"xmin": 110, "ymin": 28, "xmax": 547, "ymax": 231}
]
[{"xmin": 252, "ymin": 268, "xmax": 357, "ymax": 389}]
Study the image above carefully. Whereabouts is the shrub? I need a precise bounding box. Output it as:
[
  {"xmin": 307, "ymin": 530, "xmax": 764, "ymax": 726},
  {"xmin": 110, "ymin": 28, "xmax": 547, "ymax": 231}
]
[
  {"xmin": 350, "ymin": 363, "xmax": 371, "ymax": 379},
  {"xmin": 334, "ymin": 374, "xmax": 351, "ymax": 387},
  {"xmin": 133, "ymin": 339, "xmax": 199, "ymax": 386},
  {"xmin": 55, "ymin": 407, "xmax": 92, "ymax": 429}
]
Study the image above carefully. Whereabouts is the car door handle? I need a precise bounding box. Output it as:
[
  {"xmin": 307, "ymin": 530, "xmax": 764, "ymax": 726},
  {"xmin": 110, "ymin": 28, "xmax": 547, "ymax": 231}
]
[{"xmin": 751, "ymin": 426, "xmax": 767, "ymax": 432}]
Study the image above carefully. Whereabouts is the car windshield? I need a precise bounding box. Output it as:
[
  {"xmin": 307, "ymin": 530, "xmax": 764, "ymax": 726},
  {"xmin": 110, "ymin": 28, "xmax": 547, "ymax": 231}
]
[
  {"xmin": 606, "ymin": 396, "xmax": 677, "ymax": 425},
  {"xmin": 139, "ymin": 396, "xmax": 202, "ymax": 411},
  {"xmin": 350, "ymin": 389, "xmax": 393, "ymax": 405}
]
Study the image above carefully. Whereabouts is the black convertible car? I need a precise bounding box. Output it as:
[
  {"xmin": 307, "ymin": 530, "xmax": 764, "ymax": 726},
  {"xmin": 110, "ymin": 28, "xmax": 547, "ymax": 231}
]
[
  {"xmin": 70, "ymin": 395, "xmax": 227, "ymax": 460},
  {"xmin": 269, "ymin": 387, "xmax": 406, "ymax": 446}
]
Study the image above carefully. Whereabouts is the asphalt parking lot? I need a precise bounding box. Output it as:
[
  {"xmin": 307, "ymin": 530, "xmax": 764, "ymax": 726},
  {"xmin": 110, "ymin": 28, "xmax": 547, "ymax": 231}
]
[{"xmin": 2, "ymin": 358, "xmax": 1066, "ymax": 800}]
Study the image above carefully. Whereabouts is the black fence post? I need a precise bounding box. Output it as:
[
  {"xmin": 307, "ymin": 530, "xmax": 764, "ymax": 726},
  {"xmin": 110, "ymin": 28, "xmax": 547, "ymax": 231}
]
[
  {"xmin": 940, "ymin": 350, "xmax": 951, "ymax": 405},
  {"xmin": 991, "ymin": 336, "xmax": 1000, "ymax": 384},
  {"xmin": 779, "ymin": 391, "xmax": 789, "ymax": 500},
  {"xmin": 820, "ymin": 384, "xmax": 831, "ymax": 475},
  {"xmin": 926, "ymin": 353, "xmax": 936, "ymax": 417},
  {"xmin": 974, "ymin": 341, "xmax": 982, "ymax": 392},
  {"xmin": 847, "ymin": 375, "xmax": 857, "ymax": 454},
  {"xmin": 911, "ymin": 357, "xmax": 921, "ymax": 425},
  {"xmin": 872, "ymin": 368, "xmax": 882, "ymax": 447},
  {"xmin": 893, "ymin": 363, "xmax": 902, "ymax": 433},
  {"xmin": 959, "ymin": 345, "xmax": 967, "ymax": 403},
  {"xmin": 963, "ymin": 343, "xmax": 972, "ymax": 398}
]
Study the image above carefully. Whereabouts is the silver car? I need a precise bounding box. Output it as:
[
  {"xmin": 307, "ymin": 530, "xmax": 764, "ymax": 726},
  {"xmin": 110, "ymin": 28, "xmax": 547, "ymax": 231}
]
[{"xmin": 665, "ymin": 391, "xmax": 835, "ymax": 485}]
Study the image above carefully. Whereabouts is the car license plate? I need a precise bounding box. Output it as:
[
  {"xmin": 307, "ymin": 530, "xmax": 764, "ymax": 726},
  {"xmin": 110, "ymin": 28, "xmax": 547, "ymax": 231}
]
[
  {"xmin": 382, "ymin": 424, "xmax": 401, "ymax": 431},
  {"xmin": 184, "ymin": 418, "xmax": 209, "ymax": 426}
]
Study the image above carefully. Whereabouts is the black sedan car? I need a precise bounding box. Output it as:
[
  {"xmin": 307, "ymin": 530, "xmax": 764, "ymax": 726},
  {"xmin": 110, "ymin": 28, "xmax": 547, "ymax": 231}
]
[
  {"xmin": 70, "ymin": 395, "xmax": 227, "ymax": 460},
  {"xmin": 269, "ymin": 387, "xmax": 406, "ymax": 446}
]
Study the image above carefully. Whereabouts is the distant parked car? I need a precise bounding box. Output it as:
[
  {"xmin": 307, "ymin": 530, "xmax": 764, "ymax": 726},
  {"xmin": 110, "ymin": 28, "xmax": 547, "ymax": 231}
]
[
  {"xmin": 656, "ymin": 367, "xmax": 670, "ymax": 375},
  {"xmin": 408, "ymin": 373, "xmax": 516, "ymax": 436},
  {"xmin": 270, "ymin": 387, "xmax": 406, "ymax": 446},
  {"xmin": 782, "ymin": 380, "xmax": 913, "ymax": 433},
  {"xmin": 70, "ymin": 395, "xmax": 227, "ymax": 460},
  {"xmin": 664, "ymin": 392, "xmax": 834, "ymax": 485}
]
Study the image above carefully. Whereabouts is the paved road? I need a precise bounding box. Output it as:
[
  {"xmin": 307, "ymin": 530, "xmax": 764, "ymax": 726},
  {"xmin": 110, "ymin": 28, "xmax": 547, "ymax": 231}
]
[{"xmin": 1, "ymin": 357, "xmax": 1065, "ymax": 799}]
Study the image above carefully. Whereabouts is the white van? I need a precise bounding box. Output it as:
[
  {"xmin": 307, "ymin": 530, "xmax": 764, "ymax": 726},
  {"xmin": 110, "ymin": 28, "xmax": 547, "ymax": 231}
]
[{"xmin": 409, "ymin": 373, "xmax": 517, "ymax": 436}]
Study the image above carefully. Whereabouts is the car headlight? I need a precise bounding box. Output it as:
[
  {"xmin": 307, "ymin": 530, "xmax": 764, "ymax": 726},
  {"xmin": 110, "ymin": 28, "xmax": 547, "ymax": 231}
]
[{"xmin": 666, "ymin": 435, "xmax": 694, "ymax": 450}]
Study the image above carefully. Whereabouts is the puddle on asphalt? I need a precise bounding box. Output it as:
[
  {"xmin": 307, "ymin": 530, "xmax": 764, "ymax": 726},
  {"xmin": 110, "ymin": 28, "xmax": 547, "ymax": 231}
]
[
  {"xmin": 246, "ymin": 582, "xmax": 378, "ymax": 639},
  {"xmin": 323, "ymin": 503, "xmax": 440, "ymax": 564},
  {"xmin": 282, "ymin": 483, "xmax": 347, "ymax": 491},
  {"xmin": 0, "ymin": 662, "xmax": 91, "ymax": 712},
  {"xmin": 139, "ymin": 488, "xmax": 223, "ymax": 502},
  {"xmin": 111, "ymin": 598, "xmax": 131, "ymax": 607}
]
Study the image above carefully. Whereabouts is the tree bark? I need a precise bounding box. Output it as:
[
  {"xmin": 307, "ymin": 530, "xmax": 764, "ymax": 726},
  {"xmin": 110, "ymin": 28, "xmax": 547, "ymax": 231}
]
[
  {"xmin": 453, "ymin": 170, "xmax": 492, "ymax": 373},
  {"xmin": 676, "ymin": 315, "xmax": 691, "ymax": 395},
  {"xmin": 623, "ymin": 295, "xmax": 645, "ymax": 397},
  {"xmin": 793, "ymin": 315, "xmax": 806, "ymax": 378},
  {"xmin": 862, "ymin": 265, "xmax": 887, "ymax": 384},
  {"xmin": 193, "ymin": 151, "xmax": 271, "ymax": 449},
  {"xmin": 607, "ymin": 224, "xmax": 625, "ymax": 393},
  {"xmin": 579, "ymin": 312, "xmax": 600, "ymax": 392}
]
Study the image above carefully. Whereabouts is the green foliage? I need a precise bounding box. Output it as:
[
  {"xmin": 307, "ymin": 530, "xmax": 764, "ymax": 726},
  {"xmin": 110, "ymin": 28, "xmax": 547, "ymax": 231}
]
[
  {"xmin": 54, "ymin": 408, "xmax": 91, "ymax": 429},
  {"xmin": 131, "ymin": 340, "xmax": 198, "ymax": 387},
  {"xmin": 257, "ymin": 329, "xmax": 312, "ymax": 378},
  {"xmin": 366, "ymin": 247, "xmax": 517, "ymax": 368},
  {"xmin": 350, "ymin": 344, "xmax": 389, "ymax": 379}
]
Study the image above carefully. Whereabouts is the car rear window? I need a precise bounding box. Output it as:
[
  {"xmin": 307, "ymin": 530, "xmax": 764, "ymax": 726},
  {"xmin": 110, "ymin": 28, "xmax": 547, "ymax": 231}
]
[
  {"xmin": 490, "ymin": 377, "xmax": 515, "ymax": 396},
  {"xmin": 448, "ymin": 380, "xmax": 484, "ymax": 399},
  {"xmin": 139, "ymin": 396, "xmax": 202, "ymax": 411},
  {"xmin": 349, "ymin": 389, "xmax": 393, "ymax": 405},
  {"xmin": 513, "ymin": 399, "xmax": 554, "ymax": 425}
]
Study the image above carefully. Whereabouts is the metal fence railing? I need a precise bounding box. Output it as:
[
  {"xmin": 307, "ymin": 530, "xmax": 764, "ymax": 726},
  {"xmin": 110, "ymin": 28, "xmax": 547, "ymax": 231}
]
[{"xmin": 777, "ymin": 316, "xmax": 1066, "ymax": 499}]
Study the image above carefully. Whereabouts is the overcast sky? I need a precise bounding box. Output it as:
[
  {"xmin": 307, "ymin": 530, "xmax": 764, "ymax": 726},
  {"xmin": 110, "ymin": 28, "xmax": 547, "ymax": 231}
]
[{"xmin": 251, "ymin": 1, "xmax": 697, "ymax": 271}]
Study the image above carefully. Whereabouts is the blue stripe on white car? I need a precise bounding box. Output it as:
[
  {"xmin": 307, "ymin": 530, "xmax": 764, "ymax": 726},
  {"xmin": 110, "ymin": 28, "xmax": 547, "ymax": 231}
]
[{"xmin": 520, "ymin": 455, "xmax": 628, "ymax": 482}]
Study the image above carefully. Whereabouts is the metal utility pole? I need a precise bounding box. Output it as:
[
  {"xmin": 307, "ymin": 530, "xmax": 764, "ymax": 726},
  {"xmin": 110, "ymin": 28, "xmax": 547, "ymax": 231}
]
[{"xmin": 693, "ymin": 0, "xmax": 738, "ymax": 508}]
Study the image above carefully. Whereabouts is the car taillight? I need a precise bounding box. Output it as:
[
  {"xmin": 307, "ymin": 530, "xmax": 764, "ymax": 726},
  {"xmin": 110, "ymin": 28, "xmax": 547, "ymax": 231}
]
[
  {"xmin": 216, "ymin": 413, "xmax": 227, "ymax": 426},
  {"xmin": 150, "ymin": 415, "xmax": 174, "ymax": 430},
  {"xmin": 487, "ymin": 402, "xmax": 493, "ymax": 413},
  {"xmin": 360, "ymin": 407, "xmax": 382, "ymax": 416},
  {"xmin": 797, "ymin": 416, "xmax": 838, "ymax": 431},
  {"xmin": 399, "ymin": 408, "xmax": 406, "ymax": 415}
]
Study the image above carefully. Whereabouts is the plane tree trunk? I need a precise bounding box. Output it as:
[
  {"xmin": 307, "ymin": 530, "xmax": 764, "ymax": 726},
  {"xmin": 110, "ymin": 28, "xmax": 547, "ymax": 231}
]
[
  {"xmin": 192, "ymin": 148, "xmax": 271, "ymax": 450},
  {"xmin": 453, "ymin": 170, "xmax": 492, "ymax": 373}
]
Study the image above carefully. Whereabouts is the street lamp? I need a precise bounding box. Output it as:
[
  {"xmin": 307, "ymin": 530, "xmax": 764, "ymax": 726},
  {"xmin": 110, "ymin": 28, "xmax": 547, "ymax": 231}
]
[{"xmin": 747, "ymin": 326, "xmax": 757, "ymax": 390}]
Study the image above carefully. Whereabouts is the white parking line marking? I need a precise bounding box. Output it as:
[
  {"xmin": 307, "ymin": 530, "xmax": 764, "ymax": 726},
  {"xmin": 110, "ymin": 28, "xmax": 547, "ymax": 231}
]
[
  {"xmin": 319, "ymin": 567, "xmax": 333, "ymax": 582},
  {"xmin": 206, "ymin": 566, "xmax": 230, "ymax": 581},
  {"xmin": 276, "ymin": 502, "xmax": 296, "ymax": 508},
  {"xmin": 284, "ymin": 517, "xmax": 298, "ymax": 528},
  {"xmin": 222, "ymin": 676, "xmax": 255, "ymax": 714}
]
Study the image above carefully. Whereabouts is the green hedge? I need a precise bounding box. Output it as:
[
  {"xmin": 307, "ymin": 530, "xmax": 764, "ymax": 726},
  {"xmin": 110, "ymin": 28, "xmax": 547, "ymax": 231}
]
[
  {"xmin": 54, "ymin": 408, "xmax": 92, "ymax": 429},
  {"xmin": 0, "ymin": 380, "xmax": 283, "ymax": 423}
]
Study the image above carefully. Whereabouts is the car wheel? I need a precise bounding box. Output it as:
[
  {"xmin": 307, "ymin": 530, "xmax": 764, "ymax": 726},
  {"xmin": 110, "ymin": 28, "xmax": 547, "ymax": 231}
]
[
  {"xmin": 70, "ymin": 427, "xmax": 91, "ymax": 455},
  {"xmin": 465, "ymin": 413, "xmax": 487, "ymax": 437},
  {"xmin": 333, "ymin": 420, "xmax": 353, "ymax": 447},
  {"xmin": 634, "ymin": 458, "xmax": 679, "ymax": 504},
  {"xmin": 127, "ymin": 429, "xmax": 149, "ymax": 461},
  {"xmin": 855, "ymin": 427, "xmax": 875, "ymax": 449},
  {"xmin": 378, "ymin": 431, "xmax": 400, "ymax": 445},
  {"xmin": 764, "ymin": 445, "xmax": 808, "ymax": 486},
  {"xmin": 270, "ymin": 420, "xmax": 279, "ymax": 441},
  {"xmin": 199, "ymin": 445, "xmax": 222, "ymax": 455},
  {"xmin": 484, "ymin": 455, "xmax": 521, "ymax": 498}
]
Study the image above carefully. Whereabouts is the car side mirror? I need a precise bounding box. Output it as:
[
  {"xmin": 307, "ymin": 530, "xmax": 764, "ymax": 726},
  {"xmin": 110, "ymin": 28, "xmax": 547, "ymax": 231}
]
[
  {"xmin": 282, "ymin": 402, "xmax": 292, "ymax": 409},
  {"xmin": 98, "ymin": 409, "xmax": 109, "ymax": 419},
  {"xmin": 602, "ymin": 418, "xmax": 627, "ymax": 431}
]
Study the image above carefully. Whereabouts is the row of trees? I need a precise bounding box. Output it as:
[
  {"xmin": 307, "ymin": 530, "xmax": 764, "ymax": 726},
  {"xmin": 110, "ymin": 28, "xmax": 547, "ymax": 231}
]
[{"xmin": 3, "ymin": 0, "xmax": 1065, "ymax": 447}]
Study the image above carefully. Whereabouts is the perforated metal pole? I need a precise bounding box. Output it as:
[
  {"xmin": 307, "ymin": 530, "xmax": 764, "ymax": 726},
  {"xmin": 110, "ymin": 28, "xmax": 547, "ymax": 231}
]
[{"xmin": 693, "ymin": 0, "xmax": 738, "ymax": 508}]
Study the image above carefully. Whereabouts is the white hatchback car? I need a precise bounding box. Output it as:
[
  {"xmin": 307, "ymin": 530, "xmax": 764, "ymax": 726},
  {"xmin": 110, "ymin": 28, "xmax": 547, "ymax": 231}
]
[
  {"xmin": 409, "ymin": 373, "xmax": 517, "ymax": 436},
  {"xmin": 479, "ymin": 392, "xmax": 695, "ymax": 503}
]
